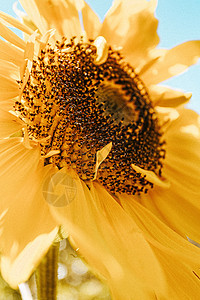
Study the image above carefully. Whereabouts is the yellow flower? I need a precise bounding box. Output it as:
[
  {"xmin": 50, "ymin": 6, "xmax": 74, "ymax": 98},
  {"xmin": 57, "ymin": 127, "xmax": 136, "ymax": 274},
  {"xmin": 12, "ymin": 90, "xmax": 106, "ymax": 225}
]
[{"xmin": 0, "ymin": 0, "xmax": 200, "ymax": 298}]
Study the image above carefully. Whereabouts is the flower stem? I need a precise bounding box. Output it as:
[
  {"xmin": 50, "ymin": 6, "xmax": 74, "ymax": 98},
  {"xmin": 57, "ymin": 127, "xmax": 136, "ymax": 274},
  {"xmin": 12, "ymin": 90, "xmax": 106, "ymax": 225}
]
[{"xmin": 36, "ymin": 243, "xmax": 59, "ymax": 300}]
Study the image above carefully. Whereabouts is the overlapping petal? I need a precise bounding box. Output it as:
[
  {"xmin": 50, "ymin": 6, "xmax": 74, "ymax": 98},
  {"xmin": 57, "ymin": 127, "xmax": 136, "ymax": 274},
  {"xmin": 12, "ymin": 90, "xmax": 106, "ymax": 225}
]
[
  {"xmin": 0, "ymin": 0, "xmax": 200, "ymax": 298},
  {"xmin": 0, "ymin": 39, "xmax": 24, "ymax": 67},
  {"xmin": 0, "ymin": 20, "xmax": 26, "ymax": 50},
  {"xmin": 19, "ymin": 0, "xmax": 83, "ymax": 40},
  {"xmin": 100, "ymin": 0, "xmax": 159, "ymax": 69},
  {"xmin": 50, "ymin": 168, "xmax": 200, "ymax": 299},
  {"xmin": 0, "ymin": 138, "xmax": 58, "ymax": 288},
  {"xmin": 139, "ymin": 109, "xmax": 200, "ymax": 244},
  {"xmin": 149, "ymin": 85, "xmax": 192, "ymax": 107},
  {"xmin": 81, "ymin": 2, "xmax": 101, "ymax": 39},
  {"xmin": 119, "ymin": 196, "xmax": 200, "ymax": 299},
  {"xmin": 0, "ymin": 11, "xmax": 34, "ymax": 35},
  {"xmin": 142, "ymin": 41, "xmax": 200, "ymax": 84},
  {"xmin": 0, "ymin": 75, "xmax": 19, "ymax": 101},
  {"xmin": 0, "ymin": 110, "xmax": 24, "ymax": 138},
  {"xmin": 50, "ymin": 169, "xmax": 167, "ymax": 299},
  {"xmin": 0, "ymin": 60, "xmax": 20, "ymax": 81},
  {"xmin": 1, "ymin": 228, "xmax": 58, "ymax": 289}
]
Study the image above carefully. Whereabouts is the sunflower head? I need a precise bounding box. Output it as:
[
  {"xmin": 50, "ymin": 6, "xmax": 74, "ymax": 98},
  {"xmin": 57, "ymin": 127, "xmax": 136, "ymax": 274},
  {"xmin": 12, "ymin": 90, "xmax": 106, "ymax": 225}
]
[
  {"xmin": 1, "ymin": 1, "xmax": 200, "ymax": 299},
  {"xmin": 14, "ymin": 35, "xmax": 166, "ymax": 196}
]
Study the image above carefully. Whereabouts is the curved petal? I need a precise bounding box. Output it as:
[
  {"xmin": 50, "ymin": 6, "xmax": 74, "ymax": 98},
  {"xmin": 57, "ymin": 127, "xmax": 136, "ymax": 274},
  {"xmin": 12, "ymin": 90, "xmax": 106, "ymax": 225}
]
[
  {"xmin": 19, "ymin": 0, "xmax": 82, "ymax": 40},
  {"xmin": 154, "ymin": 106, "xmax": 180, "ymax": 131},
  {"xmin": 140, "ymin": 108, "xmax": 200, "ymax": 244},
  {"xmin": 142, "ymin": 41, "xmax": 200, "ymax": 84},
  {"xmin": 50, "ymin": 169, "xmax": 169, "ymax": 299},
  {"xmin": 13, "ymin": 3, "xmax": 39, "ymax": 35},
  {"xmin": 81, "ymin": 2, "xmax": 101, "ymax": 39},
  {"xmin": 118, "ymin": 196, "xmax": 200, "ymax": 299},
  {"xmin": 149, "ymin": 85, "xmax": 192, "ymax": 107},
  {"xmin": 100, "ymin": 0, "xmax": 159, "ymax": 69},
  {"xmin": 131, "ymin": 163, "xmax": 170, "ymax": 188},
  {"xmin": 19, "ymin": 0, "xmax": 49, "ymax": 35},
  {"xmin": 0, "ymin": 75, "xmax": 19, "ymax": 100},
  {"xmin": 122, "ymin": 1, "xmax": 159, "ymax": 70},
  {"xmin": 1, "ymin": 227, "xmax": 58, "ymax": 289},
  {"xmin": 0, "ymin": 39, "xmax": 24, "ymax": 67},
  {"xmin": 0, "ymin": 110, "xmax": 24, "ymax": 138},
  {"xmin": 0, "ymin": 138, "xmax": 58, "ymax": 288},
  {"xmin": 19, "ymin": 31, "xmax": 37, "ymax": 88},
  {"xmin": 0, "ymin": 11, "xmax": 34, "ymax": 36},
  {"xmin": 0, "ymin": 100, "xmax": 17, "ymax": 112},
  {"xmin": 0, "ymin": 21, "xmax": 26, "ymax": 50},
  {"xmin": 0, "ymin": 59, "xmax": 20, "ymax": 81}
]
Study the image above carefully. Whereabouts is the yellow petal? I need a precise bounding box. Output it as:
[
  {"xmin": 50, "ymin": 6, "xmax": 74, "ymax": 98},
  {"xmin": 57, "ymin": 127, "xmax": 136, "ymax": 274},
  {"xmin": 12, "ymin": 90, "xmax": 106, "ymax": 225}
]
[
  {"xmin": 71, "ymin": 0, "xmax": 85, "ymax": 10},
  {"xmin": 0, "ymin": 11, "xmax": 34, "ymax": 36},
  {"xmin": 140, "ymin": 108, "xmax": 200, "ymax": 244},
  {"xmin": 24, "ymin": 30, "xmax": 38, "ymax": 61},
  {"xmin": 0, "ymin": 110, "xmax": 24, "ymax": 138},
  {"xmin": 0, "ymin": 59, "xmax": 20, "ymax": 81},
  {"xmin": 100, "ymin": 0, "xmax": 159, "ymax": 69},
  {"xmin": 93, "ymin": 36, "xmax": 109, "ymax": 65},
  {"xmin": 0, "ymin": 21, "xmax": 26, "ymax": 50},
  {"xmin": 149, "ymin": 85, "xmax": 192, "ymax": 107},
  {"xmin": 20, "ymin": 31, "xmax": 37, "ymax": 89},
  {"xmin": 50, "ymin": 170, "xmax": 167, "ymax": 298},
  {"xmin": 81, "ymin": 1, "xmax": 101, "ymax": 39},
  {"xmin": 0, "ymin": 75, "xmax": 19, "ymax": 100},
  {"xmin": 0, "ymin": 100, "xmax": 15, "ymax": 111},
  {"xmin": 0, "ymin": 138, "xmax": 58, "ymax": 287},
  {"xmin": 131, "ymin": 163, "xmax": 170, "ymax": 188},
  {"xmin": 142, "ymin": 40, "xmax": 200, "ymax": 84},
  {"xmin": 93, "ymin": 142, "xmax": 112, "ymax": 180},
  {"xmin": 138, "ymin": 54, "xmax": 160, "ymax": 75},
  {"xmin": 122, "ymin": 1, "xmax": 159, "ymax": 70},
  {"xmin": 119, "ymin": 196, "xmax": 200, "ymax": 299},
  {"xmin": 152, "ymin": 251, "xmax": 200, "ymax": 299},
  {"xmin": 14, "ymin": 2, "xmax": 39, "ymax": 35},
  {"xmin": 20, "ymin": 0, "xmax": 82, "ymax": 40},
  {"xmin": 39, "ymin": 28, "xmax": 56, "ymax": 52},
  {"xmin": 155, "ymin": 106, "xmax": 180, "ymax": 131},
  {"xmin": 120, "ymin": 194, "xmax": 200, "ymax": 263},
  {"xmin": 19, "ymin": 0, "xmax": 48, "ymax": 35},
  {"xmin": 1, "ymin": 227, "xmax": 58, "ymax": 289},
  {"xmin": 0, "ymin": 39, "xmax": 24, "ymax": 67}
]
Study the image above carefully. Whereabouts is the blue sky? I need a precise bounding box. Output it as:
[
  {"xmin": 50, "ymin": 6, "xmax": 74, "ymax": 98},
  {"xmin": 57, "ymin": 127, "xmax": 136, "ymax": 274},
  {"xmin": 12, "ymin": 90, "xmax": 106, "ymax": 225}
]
[{"xmin": 1, "ymin": 0, "xmax": 200, "ymax": 112}]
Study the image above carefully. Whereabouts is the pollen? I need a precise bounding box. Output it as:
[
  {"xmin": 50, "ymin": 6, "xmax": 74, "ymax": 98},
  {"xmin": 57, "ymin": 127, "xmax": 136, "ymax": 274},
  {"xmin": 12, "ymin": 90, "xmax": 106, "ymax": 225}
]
[{"xmin": 15, "ymin": 37, "xmax": 165, "ymax": 195}]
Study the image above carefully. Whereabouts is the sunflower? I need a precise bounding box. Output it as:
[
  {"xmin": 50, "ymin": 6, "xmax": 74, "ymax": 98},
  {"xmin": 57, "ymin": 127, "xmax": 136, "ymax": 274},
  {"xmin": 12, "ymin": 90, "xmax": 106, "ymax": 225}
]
[{"xmin": 0, "ymin": 0, "xmax": 200, "ymax": 299}]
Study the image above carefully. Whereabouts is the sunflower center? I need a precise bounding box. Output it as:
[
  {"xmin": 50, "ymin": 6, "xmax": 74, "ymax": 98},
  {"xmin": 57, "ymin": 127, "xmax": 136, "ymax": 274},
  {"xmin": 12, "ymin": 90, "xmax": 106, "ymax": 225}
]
[{"xmin": 15, "ymin": 38, "xmax": 165, "ymax": 195}]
